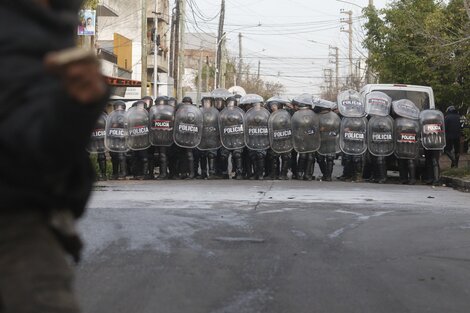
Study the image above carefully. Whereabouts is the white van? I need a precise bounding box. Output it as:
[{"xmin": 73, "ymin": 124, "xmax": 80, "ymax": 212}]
[
  {"xmin": 360, "ymin": 84, "xmax": 436, "ymax": 173},
  {"xmin": 360, "ymin": 84, "xmax": 435, "ymax": 111}
]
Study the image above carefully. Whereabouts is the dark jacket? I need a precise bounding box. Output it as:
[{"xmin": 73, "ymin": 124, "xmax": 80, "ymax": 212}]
[
  {"xmin": 445, "ymin": 112, "xmax": 461, "ymax": 140},
  {"xmin": 0, "ymin": 0, "xmax": 106, "ymax": 217}
]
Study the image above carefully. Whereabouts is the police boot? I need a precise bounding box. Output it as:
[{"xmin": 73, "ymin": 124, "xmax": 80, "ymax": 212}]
[
  {"xmin": 267, "ymin": 157, "xmax": 278, "ymax": 180},
  {"xmin": 279, "ymin": 158, "xmax": 290, "ymax": 180},
  {"xmin": 454, "ymin": 153, "xmax": 460, "ymax": 168},
  {"xmin": 157, "ymin": 154, "xmax": 168, "ymax": 179},
  {"xmin": 408, "ymin": 160, "xmax": 417, "ymax": 185},
  {"xmin": 304, "ymin": 155, "xmax": 314, "ymax": 181},
  {"xmin": 445, "ymin": 150, "xmax": 456, "ymax": 167},
  {"xmin": 199, "ymin": 156, "xmax": 208, "ymax": 179},
  {"xmin": 146, "ymin": 158, "xmax": 155, "ymax": 180},
  {"xmin": 398, "ymin": 160, "xmax": 408, "ymax": 184},
  {"xmin": 432, "ymin": 157, "xmax": 441, "ymax": 186},
  {"xmin": 352, "ymin": 157, "xmax": 363, "ymax": 182},
  {"xmin": 324, "ymin": 158, "xmax": 334, "ymax": 181},
  {"xmin": 234, "ymin": 157, "xmax": 244, "ymax": 180},
  {"xmin": 98, "ymin": 159, "xmax": 107, "ymax": 181},
  {"xmin": 186, "ymin": 155, "xmax": 195, "ymax": 179},
  {"xmin": 377, "ymin": 158, "xmax": 387, "ymax": 184},
  {"xmin": 118, "ymin": 155, "xmax": 127, "ymax": 180},
  {"xmin": 296, "ymin": 156, "xmax": 306, "ymax": 180},
  {"xmin": 139, "ymin": 158, "xmax": 149, "ymax": 180},
  {"xmin": 256, "ymin": 158, "xmax": 265, "ymax": 180},
  {"xmin": 207, "ymin": 157, "xmax": 218, "ymax": 179},
  {"xmin": 317, "ymin": 156, "xmax": 326, "ymax": 180},
  {"xmin": 111, "ymin": 159, "xmax": 119, "ymax": 180}
]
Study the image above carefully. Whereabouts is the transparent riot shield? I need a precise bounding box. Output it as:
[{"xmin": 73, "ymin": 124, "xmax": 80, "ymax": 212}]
[
  {"xmin": 420, "ymin": 109, "xmax": 446, "ymax": 150},
  {"xmin": 219, "ymin": 106, "xmax": 245, "ymax": 150},
  {"xmin": 392, "ymin": 99, "xmax": 420, "ymax": 120},
  {"xmin": 87, "ymin": 113, "xmax": 107, "ymax": 154},
  {"xmin": 292, "ymin": 109, "xmax": 320, "ymax": 153},
  {"xmin": 126, "ymin": 106, "xmax": 150, "ymax": 151},
  {"xmin": 268, "ymin": 109, "xmax": 293, "ymax": 154},
  {"xmin": 105, "ymin": 110, "xmax": 128, "ymax": 153},
  {"xmin": 340, "ymin": 117, "xmax": 368, "ymax": 155},
  {"xmin": 318, "ymin": 111, "xmax": 341, "ymax": 156},
  {"xmin": 149, "ymin": 104, "xmax": 175, "ymax": 147},
  {"xmin": 365, "ymin": 91, "xmax": 392, "ymax": 117},
  {"xmin": 244, "ymin": 106, "xmax": 270, "ymax": 150},
  {"xmin": 174, "ymin": 104, "xmax": 203, "ymax": 148},
  {"xmin": 367, "ymin": 115, "xmax": 394, "ymax": 157},
  {"xmin": 198, "ymin": 107, "xmax": 221, "ymax": 151},
  {"xmin": 337, "ymin": 89, "xmax": 365, "ymax": 118},
  {"xmin": 394, "ymin": 117, "xmax": 420, "ymax": 159}
]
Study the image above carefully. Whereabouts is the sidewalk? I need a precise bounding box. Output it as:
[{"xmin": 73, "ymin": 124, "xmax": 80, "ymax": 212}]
[{"xmin": 440, "ymin": 152, "xmax": 470, "ymax": 192}]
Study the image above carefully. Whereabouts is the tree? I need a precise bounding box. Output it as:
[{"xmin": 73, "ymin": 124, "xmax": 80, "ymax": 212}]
[{"xmin": 363, "ymin": 0, "xmax": 469, "ymax": 112}]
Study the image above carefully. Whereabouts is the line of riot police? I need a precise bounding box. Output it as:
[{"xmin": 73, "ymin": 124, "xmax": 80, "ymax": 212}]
[{"xmin": 87, "ymin": 88, "xmax": 446, "ymax": 185}]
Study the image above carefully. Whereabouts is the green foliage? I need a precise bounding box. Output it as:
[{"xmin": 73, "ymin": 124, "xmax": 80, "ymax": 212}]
[
  {"xmin": 364, "ymin": 0, "xmax": 470, "ymax": 113},
  {"xmin": 442, "ymin": 166, "xmax": 470, "ymax": 178},
  {"xmin": 82, "ymin": 0, "xmax": 98, "ymax": 9}
]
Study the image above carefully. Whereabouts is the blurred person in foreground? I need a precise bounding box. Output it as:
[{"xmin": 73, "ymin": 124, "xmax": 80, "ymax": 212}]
[{"xmin": 0, "ymin": 0, "xmax": 108, "ymax": 312}]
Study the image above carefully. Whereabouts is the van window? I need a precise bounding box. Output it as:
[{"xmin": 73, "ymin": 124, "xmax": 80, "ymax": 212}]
[{"xmin": 375, "ymin": 90, "xmax": 430, "ymax": 110}]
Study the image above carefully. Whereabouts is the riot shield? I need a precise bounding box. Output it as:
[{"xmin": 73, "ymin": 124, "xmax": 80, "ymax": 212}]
[
  {"xmin": 340, "ymin": 117, "xmax": 368, "ymax": 155},
  {"xmin": 268, "ymin": 109, "xmax": 293, "ymax": 154},
  {"xmin": 392, "ymin": 99, "xmax": 420, "ymax": 120},
  {"xmin": 420, "ymin": 109, "xmax": 446, "ymax": 150},
  {"xmin": 149, "ymin": 104, "xmax": 175, "ymax": 147},
  {"xmin": 337, "ymin": 89, "xmax": 365, "ymax": 118},
  {"xmin": 126, "ymin": 106, "xmax": 150, "ymax": 151},
  {"xmin": 318, "ymin": 111, "xmax": 341, "ymax": 156},
  {"xmin": 87, "ymin": 113, "xmax": 107, "ymax": 154},
  {"xmin": 367, "ymin": 116, "xmax": 394, "ymax": 157},
  {"xmin": 292, "ymin": 109, "xmax": 320, "ymax": 153},
  {"xmin": 105, "ymin": 110, "xmax": 128, "ymax": 153},
  {"xmin": 365, "ymin": 91, "xmax": 392, "ymax": 117},
  {"xmin": 244, "ymin": 106, "xmax": 270, "ymax": 150},
  {"xmin": 219, "ymin": 106, "xmax": 245, "ymax": 150},
  {"xmin": 394, "ymin": 117, "xmax": 420, "ymax": 159},
  {"xmin": 198, "ymin": 107, "xmax": 221, "ymax": 151},
  {"xmin": 174, "ymin": 104, "xmax": 203, "ymax": 148}
]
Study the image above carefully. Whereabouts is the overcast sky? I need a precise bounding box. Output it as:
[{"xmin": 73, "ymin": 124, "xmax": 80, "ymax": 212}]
[{"xmin": 183, "ymin": 0, "xmax": 390, "ymax": 97}]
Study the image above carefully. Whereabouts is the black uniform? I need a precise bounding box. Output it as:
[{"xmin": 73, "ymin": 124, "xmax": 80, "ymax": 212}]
[{"xmin": 444, "ymin": 107, "xmax": 461, "ymax": 168}]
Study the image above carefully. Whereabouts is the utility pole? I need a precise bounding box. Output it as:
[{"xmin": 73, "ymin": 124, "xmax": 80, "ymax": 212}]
[
  {"xmin": 169, "ymin": 6, "xmax": 177, "ymax": 95},
  {"xmin": 197, "ymin": 44, "xmax": 203, "ymax": 105},
  {"xmin": 153, "ymin": 0, "xmax": 159, "ymax": 98},
  {"xmin": 366, "ymin": 0, "xmax": 374, "ymax": 84},
  {"xmin": 141, "ymin": 0, "xmax": 148, "ymax": 97},
  {"xmin": 215, "ymin": 0, "xmax": 225, "ymax": 89},
  {"xmin": 329, "ymin": 46, "xmax": 340, "ymax": 93},
  {"xmin": 257, "ymin": 60, "xmax": 261, "ymax": 80},
  {"xmin": 340, "ymin": 10, "xmax": 353, "ymax": 88},
  {"xmin": 177, "ymin": 0, "xmax": 185, "ymax": 101},
  {"xmin": 237, "ymin": 32, "xmax": 243, "ymax": 84}
]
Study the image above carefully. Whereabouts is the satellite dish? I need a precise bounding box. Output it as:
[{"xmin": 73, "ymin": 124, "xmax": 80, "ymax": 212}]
[{"xmin": 228, "ymin": 86, "xmax": 247, "ymax": 97}]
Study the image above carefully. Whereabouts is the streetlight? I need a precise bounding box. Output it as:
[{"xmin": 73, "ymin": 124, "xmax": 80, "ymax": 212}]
[{"xmin": 214, "ymin": 23, "xmax": 262, "ymax": 88}]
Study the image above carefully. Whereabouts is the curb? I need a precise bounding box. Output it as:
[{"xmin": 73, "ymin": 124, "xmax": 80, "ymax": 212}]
[{"xmin": 441, "ymin": 176, "xmax": 470, "ymax": 192}]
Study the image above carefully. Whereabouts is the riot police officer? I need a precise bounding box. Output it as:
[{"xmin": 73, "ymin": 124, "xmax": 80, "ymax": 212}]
[
  {"xmin": 219, "ymin": 96, "xmax": 245, "ymax": 179},
  {"xmin": 108, "ymin": 100, "xmax": 128, "ymax": 180},
  {"xmin": 266, "ymin": 97, "xmax": 293, "ymax": 180},
  {"xmin": 242, "ymin": 94, "xmax": 269, "ymax": 180},
  {"xmin": 198, "ymin": 96, "xmax": 222, "ymax": 179}
]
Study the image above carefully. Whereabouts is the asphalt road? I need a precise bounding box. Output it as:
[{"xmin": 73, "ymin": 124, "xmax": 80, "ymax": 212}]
[{"xmin": 76, "ymin": 180, "xmax": 470, "ymax": 313}]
